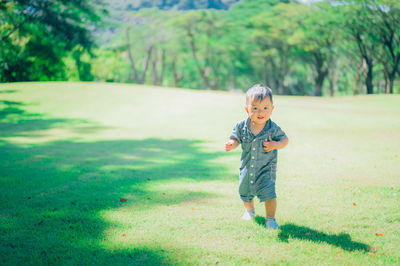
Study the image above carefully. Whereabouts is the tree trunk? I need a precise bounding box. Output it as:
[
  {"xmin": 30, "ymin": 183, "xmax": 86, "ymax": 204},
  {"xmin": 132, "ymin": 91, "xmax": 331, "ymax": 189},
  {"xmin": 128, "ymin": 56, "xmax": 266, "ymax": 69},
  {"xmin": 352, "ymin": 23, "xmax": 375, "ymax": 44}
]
[
  {"xmin": 209, "ymin": 55, "xmax": 220, "ymax": 90},
  {"xmin": 151, "ymin": 50, "xmax": 158, "ymax": 85},
  {"xmin": 172, "ymin": 55, "xmax": 182, "ymax": 88},
  {"xmin": 382, "ymin": 62, "xmax": 392, "ymax": 94},
  {"xmin": 313, "ymin": 52, "xmax": 328, "ymax": 96},
  {"xmin": 126, "ymin": 28, "xmax": 139, "ymax": 83},
  {"xmin": 279, "ymin": 49, "xmax": 290, "ymax": 95},
  {"xmin": 268, "ymin": 57, "xmax": 280, "ymax": 93},
  {"xmin": 328, "ymin": 57, "xmax": 338, "ymax": 96},
  {"xmin": 229, "ymin": 73, "xmax": 236, "ymax": 91},
  {"xmin": 187, "ymin": 26, "xmax": 210, "ymax": 89},
  {"xmin": 72, "ymin": 50, "xmax": 81, "ymax": 79},
  {"xmin": 138, "ymin": 45, "xmax": 153, "ymax": 84},
  {"xmin": 377, "ymin": 9, "xmax": 399, "ymax": 94},
  {"xmin": 381, "ymin": 55, "xmax": 398, "ymax": 94},
  {"xmin": 262, "ymin": 59, "xmax": 267, "ymax": 86},
  {"xmin": 202, "ymin": 67, "xmax": 211, "ymax": 89},
  {"xmin": 354, "ymin": 32, "xmax": 375, "ymax": 94},
  {"xmin": 159, "ymin": 49, "xmax": 166, "ymax": 86},
  {"xmin": 314, "ymin": 71, "xmax": 327, "ymax": 96},
  {"xmin": 151, "ymin": 49, "xmax": 166, "ymax": 86},
  {"xmin": 365, "ymin": 57, "xmax": 374, "ymax": 94},
  {"xmin": 354, "ymin": 57, "xmax": 367, "ymax": 95}
]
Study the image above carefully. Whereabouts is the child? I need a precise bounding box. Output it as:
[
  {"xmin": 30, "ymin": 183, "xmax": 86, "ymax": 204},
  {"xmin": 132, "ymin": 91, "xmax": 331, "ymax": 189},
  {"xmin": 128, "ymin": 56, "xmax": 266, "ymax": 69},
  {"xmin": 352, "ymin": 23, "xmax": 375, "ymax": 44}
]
[{"xmin": 225, "ymin": 84, "xmax": 289, "ymax": 229}]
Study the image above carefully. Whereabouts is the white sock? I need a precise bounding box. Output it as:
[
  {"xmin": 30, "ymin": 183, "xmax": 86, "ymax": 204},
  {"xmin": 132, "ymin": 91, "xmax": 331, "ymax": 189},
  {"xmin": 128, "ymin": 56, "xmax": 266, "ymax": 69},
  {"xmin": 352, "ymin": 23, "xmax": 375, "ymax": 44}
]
[{"xmin": 247, "ymin": 208, "xmax": 255, "ymax": 217}]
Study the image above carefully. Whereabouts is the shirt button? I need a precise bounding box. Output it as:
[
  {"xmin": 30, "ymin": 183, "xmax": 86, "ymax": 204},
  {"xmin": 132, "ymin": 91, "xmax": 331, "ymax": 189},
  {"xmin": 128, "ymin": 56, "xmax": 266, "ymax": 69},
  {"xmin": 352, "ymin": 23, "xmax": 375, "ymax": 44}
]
[
  {"xmin": 252, "ymin": 156, "xmax": 255, "ymax": 159},
  {"xmin": 250, "ymin": 181, "xmax": 254, "ymax": 184},
  {"xmin": 250, "ymin": 173, "xmax": 253, "ymax": 176},
  {"xmin": 252, "ymin": 148, "xmax": 255, "ymax": 151},
  {"xmin": 253, "ymin": 139, "xmax": 256, "ymax": 142},
  {"xmin": 251, "ymin": 165, "xmax": 254, "ymax": 168}
]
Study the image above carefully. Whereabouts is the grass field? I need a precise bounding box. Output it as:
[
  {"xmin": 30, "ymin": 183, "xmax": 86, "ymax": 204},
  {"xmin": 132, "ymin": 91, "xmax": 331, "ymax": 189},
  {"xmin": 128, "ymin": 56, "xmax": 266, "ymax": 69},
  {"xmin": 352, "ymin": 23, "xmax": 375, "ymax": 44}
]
[{"xmin": 1, "ymin": 82, "xmax": 399, "ymax": 265}]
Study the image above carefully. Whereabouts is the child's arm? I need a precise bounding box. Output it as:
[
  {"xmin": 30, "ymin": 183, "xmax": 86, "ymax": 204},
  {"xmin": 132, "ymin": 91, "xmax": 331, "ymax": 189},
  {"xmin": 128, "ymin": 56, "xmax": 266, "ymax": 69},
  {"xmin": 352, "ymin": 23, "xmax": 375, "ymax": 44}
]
[
  {"xmin": 263, "ymin": 136, "xmax": 289, "ymax": 152},
  {"xmin": 225, "ymin": 138, "xmax": 239, "ymax": 152}
]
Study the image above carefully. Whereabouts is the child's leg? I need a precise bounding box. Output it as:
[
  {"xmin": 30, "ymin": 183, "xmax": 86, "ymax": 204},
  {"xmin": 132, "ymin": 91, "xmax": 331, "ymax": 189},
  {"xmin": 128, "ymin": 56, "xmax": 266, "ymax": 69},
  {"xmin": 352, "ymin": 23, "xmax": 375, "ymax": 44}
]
[
  {"xmin": 243, "ymin": 200, "xmax": 254, "ymax": 211},
  {"xmin": 264, "ymin": 198, "xmax": 276, "ymax": 218},
  {"xmin": 264, "ymin": 198, "xmax": 279, "ymax": 229},
  {"xmin": 242, "ymin": 200, "xmax": 255, "ymax": 220}
]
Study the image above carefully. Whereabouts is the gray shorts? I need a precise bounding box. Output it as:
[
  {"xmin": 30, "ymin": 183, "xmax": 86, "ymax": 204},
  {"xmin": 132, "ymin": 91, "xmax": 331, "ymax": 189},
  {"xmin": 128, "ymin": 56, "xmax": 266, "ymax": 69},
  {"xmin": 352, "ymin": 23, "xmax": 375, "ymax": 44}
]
[{"xmin": 239, "ymin": 173, "xmax": 276, "ymax": 203}]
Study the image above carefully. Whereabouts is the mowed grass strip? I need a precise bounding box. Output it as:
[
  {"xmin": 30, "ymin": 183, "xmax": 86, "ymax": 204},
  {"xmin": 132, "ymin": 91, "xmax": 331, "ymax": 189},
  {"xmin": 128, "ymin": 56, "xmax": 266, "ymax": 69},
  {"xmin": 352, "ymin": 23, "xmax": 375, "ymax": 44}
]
[{"xmin": 0, "ymin": 82, "xmax": 399, "ymax": 265}]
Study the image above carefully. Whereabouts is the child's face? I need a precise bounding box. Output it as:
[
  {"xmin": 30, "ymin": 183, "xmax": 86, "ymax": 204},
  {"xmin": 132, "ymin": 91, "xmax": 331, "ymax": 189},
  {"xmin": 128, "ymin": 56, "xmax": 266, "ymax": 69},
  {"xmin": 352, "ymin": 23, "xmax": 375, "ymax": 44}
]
[{"xmin": 245, "ymin": 97, "xmax": 274, "ymax": 126}]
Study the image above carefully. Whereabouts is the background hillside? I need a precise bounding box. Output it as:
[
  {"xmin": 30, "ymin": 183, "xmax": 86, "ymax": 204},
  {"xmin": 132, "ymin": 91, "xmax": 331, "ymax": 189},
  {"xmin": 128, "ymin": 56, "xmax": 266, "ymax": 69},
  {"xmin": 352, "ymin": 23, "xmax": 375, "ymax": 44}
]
[
  {"xmin": 106, "ymin": 0, "xmax": 240, "ymax": 11},
  {"xmin": 97, "ymin": 0, "xmax": 240, "ymax": 44}
]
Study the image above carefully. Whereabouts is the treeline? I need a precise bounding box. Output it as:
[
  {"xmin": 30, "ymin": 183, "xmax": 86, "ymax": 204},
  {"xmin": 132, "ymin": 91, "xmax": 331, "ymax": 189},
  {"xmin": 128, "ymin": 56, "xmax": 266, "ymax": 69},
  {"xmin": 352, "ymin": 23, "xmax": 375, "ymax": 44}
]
[{"xmin": 1, "ymin": 0, "xmax": 399, "ymax": 96}]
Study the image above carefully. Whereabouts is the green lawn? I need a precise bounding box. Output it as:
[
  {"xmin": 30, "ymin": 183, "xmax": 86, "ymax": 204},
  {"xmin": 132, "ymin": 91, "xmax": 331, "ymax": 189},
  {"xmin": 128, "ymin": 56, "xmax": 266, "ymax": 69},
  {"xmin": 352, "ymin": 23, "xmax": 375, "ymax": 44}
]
[{"xmin": 1, "ymin": 82, "xmax": 399, "ymax": 265}]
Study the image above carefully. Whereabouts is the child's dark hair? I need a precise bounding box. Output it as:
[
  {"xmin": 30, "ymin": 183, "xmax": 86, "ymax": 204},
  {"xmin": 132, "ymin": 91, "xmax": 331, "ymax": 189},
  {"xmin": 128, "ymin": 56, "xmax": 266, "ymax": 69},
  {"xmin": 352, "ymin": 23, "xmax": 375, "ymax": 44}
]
[{"xmin": 246, "ymin": 84, "xmax": 273, "ymax": 104}]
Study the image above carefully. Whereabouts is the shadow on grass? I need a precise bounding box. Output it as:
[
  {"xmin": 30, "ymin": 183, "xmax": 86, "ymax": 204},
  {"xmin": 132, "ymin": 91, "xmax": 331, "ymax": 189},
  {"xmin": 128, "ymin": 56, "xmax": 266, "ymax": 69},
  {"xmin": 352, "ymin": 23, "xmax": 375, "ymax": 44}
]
[
  {"xmin": 253, "ymin": 219, "xmax": 371, "ymax": 252},
  {"xmin": 0, "ymin": 100, "xmax": 105, "ymax": 137},
  {"xmin": 278, "ymin": 223, "xmax": 371, "ymax": 253},
  {"xmin": 254, "ymin": 216, "xmax": 266, "ymax": 226},
  {"xmin": 0, "ymin": 100, "xmax": 25, "ymax": 120},
  {"xmin": 0, "ymin": 89, "xmax": 17, "ymax": 94},
  {"xmin": 0, "ymin": 101, "xmax": 229, "ymax": 265},
  {"xmin": 7, "ymin": 246, "xmax": 173, "ymax": 265}
]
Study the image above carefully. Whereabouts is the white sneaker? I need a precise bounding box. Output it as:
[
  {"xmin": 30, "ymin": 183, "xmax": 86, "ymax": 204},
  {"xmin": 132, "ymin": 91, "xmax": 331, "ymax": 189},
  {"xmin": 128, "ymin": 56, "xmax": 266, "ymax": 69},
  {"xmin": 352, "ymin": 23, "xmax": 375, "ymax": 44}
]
[
  {"xmin": 242, "ymin": 209, "xmax": 256, "ymax": 220},
  {"xmin": 266, "ymin": 217, "xmax": 279, "ymax": 229}
]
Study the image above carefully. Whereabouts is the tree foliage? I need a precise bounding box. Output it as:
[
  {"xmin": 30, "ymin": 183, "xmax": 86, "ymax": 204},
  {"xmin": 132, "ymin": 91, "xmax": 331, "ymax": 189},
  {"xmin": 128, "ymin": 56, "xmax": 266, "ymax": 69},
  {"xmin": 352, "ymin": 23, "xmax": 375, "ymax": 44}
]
[
  {"xmin": 0, "ymin": 0, "xmax": 106, "ymax": 82},
  {"xmin": 339, "ymin": 0, "xmax": 400, "ymax": 94},
  {"xmin": 100, "ymin": 0, "xmax": 399, "ymax": 95}
]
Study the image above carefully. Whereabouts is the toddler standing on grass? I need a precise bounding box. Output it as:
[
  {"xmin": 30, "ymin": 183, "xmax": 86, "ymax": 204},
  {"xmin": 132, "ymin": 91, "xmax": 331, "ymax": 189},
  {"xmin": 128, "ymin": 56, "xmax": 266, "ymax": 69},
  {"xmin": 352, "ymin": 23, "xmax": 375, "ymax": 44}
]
[{"xmin": 225, "ymin": 84, "xmax": 289, "ymax": 229}]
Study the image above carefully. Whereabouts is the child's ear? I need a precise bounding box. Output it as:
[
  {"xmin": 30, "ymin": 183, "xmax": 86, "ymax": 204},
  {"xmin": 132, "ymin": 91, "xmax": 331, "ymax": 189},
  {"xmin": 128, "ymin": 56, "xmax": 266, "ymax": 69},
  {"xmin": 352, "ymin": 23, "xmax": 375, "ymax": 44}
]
[{"xmin": 244, "ymin": 106, "xmax": 249, "ymax": 114}]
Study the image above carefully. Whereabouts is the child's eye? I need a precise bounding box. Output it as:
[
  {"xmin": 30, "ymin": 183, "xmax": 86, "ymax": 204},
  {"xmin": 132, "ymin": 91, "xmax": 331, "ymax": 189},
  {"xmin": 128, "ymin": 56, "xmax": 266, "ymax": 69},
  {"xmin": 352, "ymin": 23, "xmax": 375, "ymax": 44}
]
[{"xmin": 264, "ymin": 107, "xmax": 268, "ymax": 110}]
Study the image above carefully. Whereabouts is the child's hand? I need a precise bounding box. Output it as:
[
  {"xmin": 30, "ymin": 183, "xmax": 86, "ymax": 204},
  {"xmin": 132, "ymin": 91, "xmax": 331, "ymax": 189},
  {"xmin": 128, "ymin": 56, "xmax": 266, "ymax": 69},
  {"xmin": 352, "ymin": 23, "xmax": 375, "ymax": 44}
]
[
  {"xmin": 225, "ymin": 139, "xmax": 235, "ymax": 152},
  {"xmin": 263, "ymin": 136, "xmax": 277, "ymax": 152}
]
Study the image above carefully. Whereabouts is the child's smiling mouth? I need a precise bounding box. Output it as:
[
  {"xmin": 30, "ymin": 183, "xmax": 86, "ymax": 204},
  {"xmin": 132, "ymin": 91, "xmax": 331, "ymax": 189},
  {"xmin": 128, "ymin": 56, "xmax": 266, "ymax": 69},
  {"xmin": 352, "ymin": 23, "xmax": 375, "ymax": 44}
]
[{"xmin": 257, "ymin": 116, "xmax": 264, "ymax": 119}]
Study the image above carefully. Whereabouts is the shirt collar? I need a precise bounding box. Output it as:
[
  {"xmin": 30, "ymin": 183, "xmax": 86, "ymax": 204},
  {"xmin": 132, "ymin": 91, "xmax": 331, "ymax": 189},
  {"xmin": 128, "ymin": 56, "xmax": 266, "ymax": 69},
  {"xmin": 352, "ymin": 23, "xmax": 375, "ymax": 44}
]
[{"xmin": 244, "ymin": 118, "xmax": 271, "ymax": 138}]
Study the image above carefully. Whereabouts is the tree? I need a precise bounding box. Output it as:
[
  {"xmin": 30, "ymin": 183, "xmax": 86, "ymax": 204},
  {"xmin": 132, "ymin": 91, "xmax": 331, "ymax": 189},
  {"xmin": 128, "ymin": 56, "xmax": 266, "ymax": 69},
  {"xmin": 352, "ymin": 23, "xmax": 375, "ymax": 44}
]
[
  {"xmin": 374, "ymin": 0, "xmax": 400, "ymax": 93},
  {"xmin": 293, "ymin": 2, "xmax": 342, "ymax": 96},
  {"xmin": 0, "ymin": 0, "xmax": 105, "ymax": 82},
  {"xmin": 124, "ymin": 9, "xmax": 171, "ymax": 85},
  {"xmin": 341, "ymin": 0, "xmax": 383, "ymax": 94},
  {"xmin": 250, "ymin": 3, "xmax": 295, "ymax": 94},
  {"xmin": 172, "ymin": 10, "xmax": 230, "ymax": 90}
]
